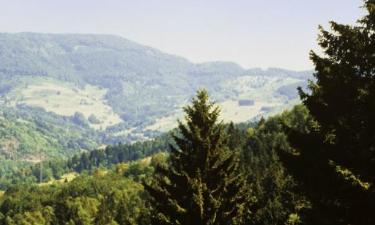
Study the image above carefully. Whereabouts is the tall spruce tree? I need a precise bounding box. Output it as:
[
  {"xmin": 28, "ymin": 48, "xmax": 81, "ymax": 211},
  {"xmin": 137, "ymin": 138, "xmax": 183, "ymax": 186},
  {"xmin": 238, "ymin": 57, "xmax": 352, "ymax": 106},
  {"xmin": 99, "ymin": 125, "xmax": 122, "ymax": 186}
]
[
  {"xmin": 144, "ymin": 90, "xmax": 247, "ymax": 225},
  {"xmin": 279, "ymin": 1, "xmax": 375, "ymax": 224}
]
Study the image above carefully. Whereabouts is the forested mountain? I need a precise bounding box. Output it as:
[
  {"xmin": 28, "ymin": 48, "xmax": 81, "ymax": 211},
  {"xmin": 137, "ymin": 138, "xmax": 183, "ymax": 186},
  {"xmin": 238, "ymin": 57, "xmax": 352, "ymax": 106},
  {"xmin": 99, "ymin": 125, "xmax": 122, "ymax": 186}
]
[{"xmin": 0, "ymin": 32, "xmax": 311, "ymax": 161}]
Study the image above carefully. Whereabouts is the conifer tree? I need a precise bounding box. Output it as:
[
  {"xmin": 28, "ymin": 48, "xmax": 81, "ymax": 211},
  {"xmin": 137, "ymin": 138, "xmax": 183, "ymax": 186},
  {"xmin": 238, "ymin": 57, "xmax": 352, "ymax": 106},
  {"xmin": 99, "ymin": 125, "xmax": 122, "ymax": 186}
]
[
  {"xmin": 280, "ymin": 1, "xmax": 375, "ymax": 224},
  {"xmin": 144, "ymin": 90, "xmax": 247, "ymax": 225}
]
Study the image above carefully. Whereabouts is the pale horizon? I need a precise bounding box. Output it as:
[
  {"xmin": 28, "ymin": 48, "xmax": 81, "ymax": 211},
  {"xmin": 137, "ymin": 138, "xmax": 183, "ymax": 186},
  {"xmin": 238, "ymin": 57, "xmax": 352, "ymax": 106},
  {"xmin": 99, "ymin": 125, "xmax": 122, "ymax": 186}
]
[{"xmin": 0, "ymin": 0, "xmax": 365, "ymax": 70}]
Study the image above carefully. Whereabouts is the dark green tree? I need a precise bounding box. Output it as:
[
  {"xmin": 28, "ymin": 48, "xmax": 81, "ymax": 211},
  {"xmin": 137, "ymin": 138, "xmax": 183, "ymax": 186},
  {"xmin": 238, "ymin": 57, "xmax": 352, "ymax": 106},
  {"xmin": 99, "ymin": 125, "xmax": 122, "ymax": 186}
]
[
  {"xmin": 144, "ymin": 90, "xmax": 248, "ymax": 225},
  {"xmin": 280, "ymin": 1, "xmax": 375, "ymax": 224}
]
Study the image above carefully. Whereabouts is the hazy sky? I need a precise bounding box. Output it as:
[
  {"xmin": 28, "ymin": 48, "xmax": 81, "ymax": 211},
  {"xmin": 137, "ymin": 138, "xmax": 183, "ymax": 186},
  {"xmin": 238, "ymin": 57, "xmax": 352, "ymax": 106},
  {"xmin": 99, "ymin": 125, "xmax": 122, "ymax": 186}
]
[{"xmin": 0, "ymin": 0, "xmax": 365, "ymax": 70}]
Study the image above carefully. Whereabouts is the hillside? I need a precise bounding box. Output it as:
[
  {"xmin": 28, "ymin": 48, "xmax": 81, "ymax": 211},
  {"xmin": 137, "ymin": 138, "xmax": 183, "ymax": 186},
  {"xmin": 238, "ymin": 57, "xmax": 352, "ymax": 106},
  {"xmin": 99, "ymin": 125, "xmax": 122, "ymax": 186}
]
[
  {"xmin": 0, "ymin": 32, "xmax": 312, "ymax": 160},
  {"xmin": 0, "ymin": 106, "xmax": 101, "ymax": 160}
]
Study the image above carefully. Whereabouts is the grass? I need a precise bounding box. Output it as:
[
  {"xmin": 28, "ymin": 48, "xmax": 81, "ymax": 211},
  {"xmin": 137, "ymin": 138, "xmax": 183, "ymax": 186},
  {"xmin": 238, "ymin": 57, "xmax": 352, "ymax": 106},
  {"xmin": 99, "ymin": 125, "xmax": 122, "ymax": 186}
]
[
  {"xmin": 219, "ymin": 99, "xmax": 280, "ymax": 123},
  {"xmin": 9, "ymin": 78, "xmax": 123, "ymax": 129},
  {"xmin": 145, "ymin": 75, "xmax": 302, "ymax": 131}
]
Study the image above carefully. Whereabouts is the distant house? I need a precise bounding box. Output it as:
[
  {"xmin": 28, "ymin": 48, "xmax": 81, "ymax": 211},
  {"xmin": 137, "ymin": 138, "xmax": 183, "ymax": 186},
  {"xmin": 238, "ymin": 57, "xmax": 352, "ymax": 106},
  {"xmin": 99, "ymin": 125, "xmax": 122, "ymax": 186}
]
[{"xmin": 238, "ymin": 99, "xmax": 254, "ymax": 106}]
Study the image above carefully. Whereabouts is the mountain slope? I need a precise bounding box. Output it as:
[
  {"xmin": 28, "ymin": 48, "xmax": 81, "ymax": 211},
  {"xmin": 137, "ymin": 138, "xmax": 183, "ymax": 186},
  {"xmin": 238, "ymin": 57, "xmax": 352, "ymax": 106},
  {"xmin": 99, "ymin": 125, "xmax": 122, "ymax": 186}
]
[
  {"xmin": 0, "ymin": 106, "xmax": 101, "ymax": 160},
  {"xmin": 0, "ymin": 32, "xmax": 312, "ymax": 159}
]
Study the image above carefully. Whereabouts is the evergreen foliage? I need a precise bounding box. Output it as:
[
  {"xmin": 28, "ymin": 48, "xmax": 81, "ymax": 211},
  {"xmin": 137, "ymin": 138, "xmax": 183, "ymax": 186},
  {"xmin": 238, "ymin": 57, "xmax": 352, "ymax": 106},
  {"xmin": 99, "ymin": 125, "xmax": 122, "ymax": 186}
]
[
  {"xmin": 241, "ymin": 106, "xmax": 311, "ymax": 225},
  {"xmin": 145, "ymin": 90, "xmax": 248, "ymax": 225},
  {"xmin": 279, "ymin": 1, "xmax": 375, "ymax": 224}
]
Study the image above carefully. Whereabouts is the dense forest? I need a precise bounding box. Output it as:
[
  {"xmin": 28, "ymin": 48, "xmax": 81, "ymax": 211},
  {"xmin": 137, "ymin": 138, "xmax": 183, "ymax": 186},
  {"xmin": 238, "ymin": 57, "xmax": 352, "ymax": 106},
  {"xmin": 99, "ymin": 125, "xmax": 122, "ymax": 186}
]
[
  {"xmin": 0, "ymin": 0, "xmax": 374, "ymax": 224},
  {"xmin": 0, "ymin": 98, "xmax": 310, "ymax": 224}
]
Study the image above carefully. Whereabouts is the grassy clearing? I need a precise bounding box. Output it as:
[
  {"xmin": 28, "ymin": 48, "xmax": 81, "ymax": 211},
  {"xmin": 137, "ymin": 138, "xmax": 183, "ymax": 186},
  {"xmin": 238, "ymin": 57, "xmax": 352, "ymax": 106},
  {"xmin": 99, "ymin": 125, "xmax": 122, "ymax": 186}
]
[
  {"xmin": 10, "ymin": 79, "xmax": 122, "ymax": 129},
  {"xmin": 145, "ymin": 75, "xmax": 302, "ymax": 131},
  {"xmin": 145, "ymin": 112, "xmax": 182, "ymax": 132},
  {"xmin": 219, "ymin": 100, "xmax": 280, "ymax": 123}
]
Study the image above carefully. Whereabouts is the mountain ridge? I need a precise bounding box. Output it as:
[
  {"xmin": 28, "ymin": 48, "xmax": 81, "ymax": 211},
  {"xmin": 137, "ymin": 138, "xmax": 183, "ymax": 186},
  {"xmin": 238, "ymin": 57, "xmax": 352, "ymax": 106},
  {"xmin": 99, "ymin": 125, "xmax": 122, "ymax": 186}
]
[{"xmin": 0, "ymin": 32, "xmax": 312, "ymax": 160}]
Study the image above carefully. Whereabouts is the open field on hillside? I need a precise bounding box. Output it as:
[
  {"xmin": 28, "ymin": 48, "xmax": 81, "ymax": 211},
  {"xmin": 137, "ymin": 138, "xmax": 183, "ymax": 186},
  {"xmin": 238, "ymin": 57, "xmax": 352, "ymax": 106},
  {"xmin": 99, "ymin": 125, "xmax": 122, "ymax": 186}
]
[
  {"xmin": 145, "ymin": 75, "xmax": 303, "ymax": 131},
  {"xmin": 9, "ymin": 79, "xmax": 123, "ymax": 129}
]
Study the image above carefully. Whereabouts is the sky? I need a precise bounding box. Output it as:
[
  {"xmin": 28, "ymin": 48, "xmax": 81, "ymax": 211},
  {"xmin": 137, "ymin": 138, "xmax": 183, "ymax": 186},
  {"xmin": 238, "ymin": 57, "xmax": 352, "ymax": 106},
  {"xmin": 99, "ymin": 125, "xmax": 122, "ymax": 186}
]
[{"xmin": 0, "ymin": 0, "xmax": 365, "ymax": 70}]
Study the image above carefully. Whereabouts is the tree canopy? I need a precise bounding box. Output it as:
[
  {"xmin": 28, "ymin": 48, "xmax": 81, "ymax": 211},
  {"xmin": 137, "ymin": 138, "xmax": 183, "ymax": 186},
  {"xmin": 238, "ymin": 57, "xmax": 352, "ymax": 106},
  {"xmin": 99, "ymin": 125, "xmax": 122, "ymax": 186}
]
[
  {"xmin": 279, "ymin": 1, "xmax": 375, "ymax": 224},
  {"xmin": 145, "ymin": 90, "xmax": 248, "ymax": 225}
]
